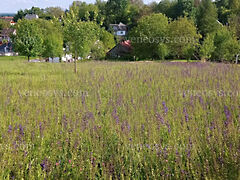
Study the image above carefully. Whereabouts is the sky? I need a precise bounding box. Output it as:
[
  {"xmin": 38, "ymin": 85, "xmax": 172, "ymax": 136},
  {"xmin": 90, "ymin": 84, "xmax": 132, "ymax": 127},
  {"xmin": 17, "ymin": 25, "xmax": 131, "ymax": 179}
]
[{"xmin": 0, "ymin": 0, "xmax": 160, "ymax": 13}]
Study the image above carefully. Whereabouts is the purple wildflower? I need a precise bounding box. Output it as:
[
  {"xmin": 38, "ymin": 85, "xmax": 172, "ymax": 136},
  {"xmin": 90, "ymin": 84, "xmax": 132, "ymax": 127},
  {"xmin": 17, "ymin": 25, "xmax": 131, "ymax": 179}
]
[{"xmin": 162, "ymin": 101, "xmax": 168, "ymax": 114}]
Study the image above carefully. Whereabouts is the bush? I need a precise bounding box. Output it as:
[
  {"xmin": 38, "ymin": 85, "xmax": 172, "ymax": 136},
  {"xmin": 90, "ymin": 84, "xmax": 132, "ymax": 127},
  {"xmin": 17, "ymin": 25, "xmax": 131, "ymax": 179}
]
[{"xmin": 211, "ymin": 27, "xmax": 240, "ymax": 62}]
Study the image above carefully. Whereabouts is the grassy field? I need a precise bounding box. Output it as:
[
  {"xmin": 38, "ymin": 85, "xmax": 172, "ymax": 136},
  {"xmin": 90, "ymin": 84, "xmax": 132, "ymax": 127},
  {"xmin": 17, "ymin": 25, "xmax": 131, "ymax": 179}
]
[{"xmin": 0, "ymin": 58, "xmax": 239, "ymax": 179}]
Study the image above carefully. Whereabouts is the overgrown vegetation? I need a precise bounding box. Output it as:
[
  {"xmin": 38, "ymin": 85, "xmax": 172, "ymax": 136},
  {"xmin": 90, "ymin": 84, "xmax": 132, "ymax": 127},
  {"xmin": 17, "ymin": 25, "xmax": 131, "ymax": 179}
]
[{"xmin": 0, "ymin": 59, "xmax": 239, "ymax": 178}]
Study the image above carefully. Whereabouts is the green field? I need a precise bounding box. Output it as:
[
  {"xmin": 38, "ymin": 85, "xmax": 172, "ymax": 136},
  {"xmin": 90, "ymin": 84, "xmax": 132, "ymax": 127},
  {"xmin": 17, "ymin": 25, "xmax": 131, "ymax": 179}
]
[{"xmin": 0, "ymin": 58, "xmax": 239, "ymax": 179}]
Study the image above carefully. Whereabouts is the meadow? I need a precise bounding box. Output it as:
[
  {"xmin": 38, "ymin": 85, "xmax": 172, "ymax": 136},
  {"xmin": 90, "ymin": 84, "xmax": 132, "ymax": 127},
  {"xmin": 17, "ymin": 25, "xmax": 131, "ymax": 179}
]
[{"xmin": 0, "ymin": 59, "xmax": 239, "ymax": 179}]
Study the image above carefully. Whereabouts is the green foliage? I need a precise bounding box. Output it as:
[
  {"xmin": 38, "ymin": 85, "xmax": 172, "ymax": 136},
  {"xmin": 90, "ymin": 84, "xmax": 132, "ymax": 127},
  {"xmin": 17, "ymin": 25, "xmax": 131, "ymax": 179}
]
[
  {"xmin": 129, "ymin": 13, "xmax": 169, "ymax": 60},
  {"xmin": 63, "ymin": 10, "xmax": 100, "ymax": 59},
  {"xmin": 14, "ymin": 7, "xmax": 45, "ymax": 22},
  {"xmin": 211, "ymin": 27, "xmax": 240, "ymax": 61},
  {"xmin": 228, "ymin": 11, "xmax": 240, "ymax": 39},
  {"xmin": 13, "ymin": 19, "xmax": 43, "ymax": 61},
  {"xmin": 44, "ymin": 7, "xmax": 65, "ymax": 19},
  {"xmin": 90, "ymin": 40, "xmax": 106, "ymax": 60},
  {"xmin": 200, "ymin": 34, "xmax": 215, "ymax": 60},
  {"xmin": 197, "ymin": 0, "xmax": 219, "ymax": 36},
  {"xmin": 37, "ymin": 19, "xmax": 63, "ymax": 58},
  {"xmin": 99, "ymin": 29, "xmax": 115, "ymax": 50},
  {"xmin": 168, "ymin": 17, "xmax": 201, "ymax": 59},
  {"xmin": 69, "ymin": 1, "xmax": 103, "ymax": 25},
  {"xmin": 105, "ymin": 0, "xmax": 129, "ymax": 26},
  {"xmin": 0, "ymin": 19, "xmax": 10, "ymax": 30}
]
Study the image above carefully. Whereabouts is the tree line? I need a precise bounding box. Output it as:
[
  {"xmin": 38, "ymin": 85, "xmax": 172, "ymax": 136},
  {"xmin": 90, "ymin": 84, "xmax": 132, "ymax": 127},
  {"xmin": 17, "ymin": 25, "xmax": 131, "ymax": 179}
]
[{"xmin": 12, "ymin": 0, "xmax": 240, "ymax": 62}]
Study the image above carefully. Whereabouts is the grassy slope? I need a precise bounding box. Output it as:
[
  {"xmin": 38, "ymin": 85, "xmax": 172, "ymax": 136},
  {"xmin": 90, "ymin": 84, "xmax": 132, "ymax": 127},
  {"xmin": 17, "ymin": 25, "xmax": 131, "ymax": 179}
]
[{"xmin": 0, "ymin": 59, "xmax": 239, "ymax": 179}]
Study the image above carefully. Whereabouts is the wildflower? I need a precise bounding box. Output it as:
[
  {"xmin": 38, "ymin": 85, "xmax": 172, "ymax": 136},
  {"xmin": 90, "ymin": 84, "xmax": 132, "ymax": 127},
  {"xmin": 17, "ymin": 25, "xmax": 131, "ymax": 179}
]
[
  {"xmin": 8, "ymin": 125, "xmax": 12, "ymax": 133},
  {"xmin": 162, "ymin": 102, "xmax": 168, "ymax": 114}
]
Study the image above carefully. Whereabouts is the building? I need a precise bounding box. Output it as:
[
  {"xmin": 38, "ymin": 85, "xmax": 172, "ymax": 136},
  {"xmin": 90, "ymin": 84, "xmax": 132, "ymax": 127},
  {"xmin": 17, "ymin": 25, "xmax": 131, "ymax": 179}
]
[
  {"xmin": 0, "ymin": 28, "xmax": 16, "ymax": 42},
  {"xmin": 25, "ymin": 14, "xmax": 39, "ymax": 20},
  {"xmin": 0, "ymin": 16, "xmax": 16, "ymax": 26},
  {"xmin": 109, "ymin": 22, "xmax": 128, "ymax": 36},
  {"xmin": 107, "ymin": 40, "xmax": 132, "ymax": 58}
]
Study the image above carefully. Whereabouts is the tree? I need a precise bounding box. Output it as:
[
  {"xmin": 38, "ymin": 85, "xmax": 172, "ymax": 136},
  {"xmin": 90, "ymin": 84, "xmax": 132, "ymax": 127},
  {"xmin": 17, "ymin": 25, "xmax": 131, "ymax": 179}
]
[
  {"xmin": 229, "ymin": 12, "xmax": 240, "ymax": 39},
  {"xmin": 197, "ymin": 0, "xmax": 219, "ymax": 36},
  {"xmin": 155, "ymin": 0, "xmax": 178, "ymax": 19},
  {"xmin": 100, "ymin": 29, "xmax": 115, "ymax": 50},
  {"xmin": 63, "ymin": 10, "xmax": 100, "ymax": 73},
  {"xmin": 200, "ymin": 34, "xmax": 215, "ymax": 61},
  {"xmin": 13, "ymin": 19, "xmax": 43, "ymax": 61},
  {"xmin": 168, "ymin": 17, "xmax": 201, "ymax": 59},
  {"xmin": 37, "ymin": 19, "xmax": 63, "ymax": 60},
  {"xmin": 129, "ymin": 13, "xmax": 169, "ymax": 60},
  {"xmin": 44, "ymin": 7, "xmax": 65, "ymax": 19},
  {"xmin": 0, "ymin": 19, "xmax": 10, "ymax": 30},
  {"xmin": 14, "ymin": 7, "xmax": 45, "ymax": 22},
  {"xmin": 211, "ymin": 27, "xmax": 240, "ymax": 62},
  {"xmin": 105, "ymin": 0, "xmax": 129, "ymax": 26}
]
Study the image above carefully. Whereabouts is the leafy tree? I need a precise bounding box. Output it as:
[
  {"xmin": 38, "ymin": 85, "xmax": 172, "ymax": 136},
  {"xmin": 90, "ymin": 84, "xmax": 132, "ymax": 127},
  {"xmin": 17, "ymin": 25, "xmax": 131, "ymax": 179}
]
[
  {"xmin": 63, "ymin": 10, "xmax": 100, "ymax": 72},
  {"xmin": 130, "ymin": 0, "xmax": 144, "ymax": 7},
  {"xmin": 37, "ymin": 19, "xmax": 63, "ymax": 60},
  {"xmin": 69, "ymin": 1, "xmax": 104, "ymax": 25},
  {"xmin": 14, "ymin": 7, "xmax": 45, "ymax": 22},
  {"xmin": 155, "ymin": 0, "xmax": 178, "ymax": 19},
  {"xmin": 211, "ymin": 27, "xmax": 240, "ymax": 61},
  {"xmin": 44, "ymin": 7, "xmax": 65, "ymax": 19},
  {"xmin": 168, "ymin": 17, "xmax": 201, "ymax": 59},
  {"xmin": 100, "ymin": 29, "xmax": 115, "ymax": 50},
  {"xmin": 200, "ymin": 34, "xmax": 215, "ymax": 61},
  {"xmin": 105, "ymin": 0, "xmax": 129, "ymax": 26},
  {"xmin": 129, "ymin": 13, "xmax": 169, "ymax": 60},
  {"xmin": 13, "ymin": 19, "xmax": 43, "ymax": 61},
  {"xmin": 229, "ymin": 0, "xmax": 240, "ymax": 10},
  {"xmin": 90, "ymin": 40, "xmax": 106, "ymax": 60},
  {"xmin": 0, "ymin": 19, "xmax": 10, "ymax": 30},
  {"xmin": 229, "ymin": 12, "xmax": 240, "ymax": 39},
  {"xmin": 197, "ymin": 0, "xmax": 219, "ymax": 36}
]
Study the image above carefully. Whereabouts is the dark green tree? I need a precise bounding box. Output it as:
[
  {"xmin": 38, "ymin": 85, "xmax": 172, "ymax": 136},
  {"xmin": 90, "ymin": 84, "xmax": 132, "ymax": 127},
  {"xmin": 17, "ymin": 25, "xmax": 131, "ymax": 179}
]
[{"xmin": 197, "ymin": 0, "xmax": 219, "ymax": 36}]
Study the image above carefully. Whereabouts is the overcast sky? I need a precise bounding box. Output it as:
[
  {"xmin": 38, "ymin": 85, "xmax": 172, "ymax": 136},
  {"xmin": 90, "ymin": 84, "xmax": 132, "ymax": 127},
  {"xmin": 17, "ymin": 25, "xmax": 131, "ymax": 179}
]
[{"xmin": 0, "ymin": 0, "xmax": 160, "ymax": 13}]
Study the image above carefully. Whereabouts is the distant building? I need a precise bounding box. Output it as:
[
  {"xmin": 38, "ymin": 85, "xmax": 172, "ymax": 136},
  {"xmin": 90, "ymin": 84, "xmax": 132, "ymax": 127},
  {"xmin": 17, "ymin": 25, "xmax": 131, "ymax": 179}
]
[
  {"xmin": 107, "ymin": 40, "xmax": 132, "ymax": 58},
  {"xmin": 0, "ymin": 28, "xmax": 16, "ymax": 42},
  {"xmin": 0, "ymin": 16, "xmax": 16, "ymax": 26},
  {"xmin": 25, "ymin": 14, "xmax": 39, "ymax": 20},
  {"xmin": 109, "ymin": 22, "xmax": 128, "ymax": 36},
  {"xmin": 0, "ymin": 28, "xmax": 16, "ymax": 55}
]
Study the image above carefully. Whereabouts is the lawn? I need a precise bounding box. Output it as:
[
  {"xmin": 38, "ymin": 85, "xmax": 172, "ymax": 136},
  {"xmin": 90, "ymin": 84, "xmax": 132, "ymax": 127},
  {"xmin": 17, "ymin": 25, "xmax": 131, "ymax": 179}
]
[{"xmin": 0, "ymin": 59, "xmax": 239, "ymax": 179}]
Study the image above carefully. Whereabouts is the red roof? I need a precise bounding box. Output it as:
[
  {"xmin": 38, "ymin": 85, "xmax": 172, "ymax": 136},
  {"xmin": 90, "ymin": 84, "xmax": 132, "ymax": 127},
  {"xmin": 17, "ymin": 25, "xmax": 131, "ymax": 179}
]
[{"xmin": 120, "ymin": 40, "xmax": 132, "ymax": 49}]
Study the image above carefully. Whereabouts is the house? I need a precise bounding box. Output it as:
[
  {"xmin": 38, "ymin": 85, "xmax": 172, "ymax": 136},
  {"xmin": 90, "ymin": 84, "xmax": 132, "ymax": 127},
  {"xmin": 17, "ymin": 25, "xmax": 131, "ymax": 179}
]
[
  {"xmin": 0, "ymin": 16, "xmax": 16, "ymax": 26},
  {"xmin": 109, "ymin": 22, "xmax": 128, "ymax": 36},
  {"xmin": 0, "ymin": 28, "xmax": 16, "ymax": 43},
  {"xmin": 0, "ymin": 28, "xmax": 16, "ymax": 56},
  {"xmin": 25, "ymin": 14, "xmax": 39, "ymax": 20},
  {"xmin": 107, "ymin": 40, "xmax": 132, "ymax": 58}
]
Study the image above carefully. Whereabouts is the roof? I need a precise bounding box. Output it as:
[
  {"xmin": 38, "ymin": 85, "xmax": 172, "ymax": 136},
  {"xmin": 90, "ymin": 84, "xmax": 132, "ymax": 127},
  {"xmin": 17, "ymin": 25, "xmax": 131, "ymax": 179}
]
[
  {"xmin": 110, "ymin": 22, "xmax": 128, "ymax": 31},
  {"xmin": 25, "ymin": 14, "xmax": 39, "ymax": 20},
  {"xmin": 0, "ymin": 16, "xmax": 14, "ymax": 22},
  {"xmin": 107, "ymin": 40, "xmax": 132, "ymax": 57}
]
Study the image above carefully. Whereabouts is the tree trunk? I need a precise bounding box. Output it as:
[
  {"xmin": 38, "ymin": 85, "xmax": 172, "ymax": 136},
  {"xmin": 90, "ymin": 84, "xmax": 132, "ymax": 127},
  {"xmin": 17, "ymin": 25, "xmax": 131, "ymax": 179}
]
[
  {"xmin": 236, "ymin": 54, "xmax": 239, "ymax": 64},
  {"xmin": 201, "ymin": 57, "xmax": 206, "ymax": 63},
  {"xmin": 74, "ymin": 51, "xmax": 77, "ymax": 73},
  {"xmin": 28, "ymin": 56, "xmax": 30, "ymax": 62}
]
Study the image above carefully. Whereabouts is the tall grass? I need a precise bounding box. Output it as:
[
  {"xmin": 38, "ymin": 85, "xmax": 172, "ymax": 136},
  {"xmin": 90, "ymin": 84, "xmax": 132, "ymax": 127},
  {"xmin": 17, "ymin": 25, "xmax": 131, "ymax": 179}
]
[{"xmin": 0, "ymin": 60, "xmax": 239, "ymax": 179}]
